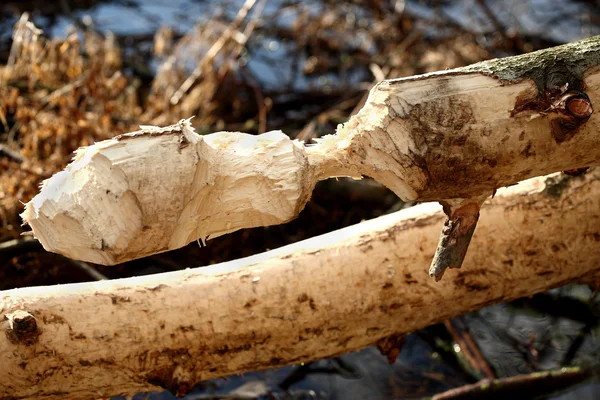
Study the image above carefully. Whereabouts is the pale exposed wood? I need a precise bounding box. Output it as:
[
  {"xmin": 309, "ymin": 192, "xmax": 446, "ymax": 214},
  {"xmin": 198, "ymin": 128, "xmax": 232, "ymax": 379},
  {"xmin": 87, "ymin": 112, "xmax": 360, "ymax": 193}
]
[
  {"xmin": 3, "ymin": 170, "xmax": 600, "ymax": 399},
  {"xmin": 21, "ymin": 123, "xmax": 315, "ymax": 265},
  {"xmin": 21, "ymin": 36, "xmax": 600, "ymax": 265}
]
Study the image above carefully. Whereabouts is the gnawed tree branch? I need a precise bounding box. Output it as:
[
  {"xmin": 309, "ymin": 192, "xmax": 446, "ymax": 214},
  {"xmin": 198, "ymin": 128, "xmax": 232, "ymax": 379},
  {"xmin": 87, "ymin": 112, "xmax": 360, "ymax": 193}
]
[
  {"xmin": 3, "ymin": 170, "xmax": 600, "ymax": 399},
  {"xmin": 21, "ymin": 36, "xmax": 600, "ymax": 278}
]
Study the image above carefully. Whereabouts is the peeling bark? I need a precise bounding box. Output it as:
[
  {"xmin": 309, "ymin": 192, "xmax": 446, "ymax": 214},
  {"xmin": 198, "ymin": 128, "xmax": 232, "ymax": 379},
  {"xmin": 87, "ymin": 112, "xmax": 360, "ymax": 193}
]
[
  {"xmin": 3, "ymin": 170, "xmax": 600, "ymax": 399},
  {"xmin": 21, "ymin": 36, "xmax": 600, "ymax": 269},
  {"xmin": 429, "ymin": 200, "xmax": 481, "ymax": 281}
]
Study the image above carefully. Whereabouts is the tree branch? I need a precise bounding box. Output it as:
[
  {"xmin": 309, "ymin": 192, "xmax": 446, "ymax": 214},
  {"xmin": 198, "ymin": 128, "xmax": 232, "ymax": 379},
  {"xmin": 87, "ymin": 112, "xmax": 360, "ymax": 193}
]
[
  {"xmin": 21, "ymin": 36, "xmax": 600, "ymax": 277},
  {"xmin": 3, "ymin": 170, "xmax": 600, "ymax": 399},
  {"xmin": 432, "ymin": 366, "xmax": 596, "ymax": 400}
]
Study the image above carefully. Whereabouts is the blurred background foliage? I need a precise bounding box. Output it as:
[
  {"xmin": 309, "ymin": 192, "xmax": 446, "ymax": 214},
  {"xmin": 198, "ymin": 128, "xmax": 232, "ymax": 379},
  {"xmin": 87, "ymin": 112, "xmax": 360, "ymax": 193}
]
[{"xmin": 1, "ymin": 1, "xmax": 599, "ymax": 399}]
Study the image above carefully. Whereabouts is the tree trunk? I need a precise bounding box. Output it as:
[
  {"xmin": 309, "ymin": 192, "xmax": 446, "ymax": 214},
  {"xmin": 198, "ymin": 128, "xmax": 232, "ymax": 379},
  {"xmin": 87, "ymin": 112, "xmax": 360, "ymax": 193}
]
[
  {"xmin": 3, "ymin": 170, "xmax": 600, "ymax": 399},
  {"xmin": 21, "ymin": 36, "xmax": 600, "ymax": 267}
]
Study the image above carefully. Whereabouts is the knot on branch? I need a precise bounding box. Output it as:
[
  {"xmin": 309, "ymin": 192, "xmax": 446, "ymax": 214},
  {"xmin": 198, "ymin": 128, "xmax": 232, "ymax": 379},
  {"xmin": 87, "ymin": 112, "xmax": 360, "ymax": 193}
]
[
  {"xmin": 512, "ymin": 81, "xmax": 594, "ymax": 143},
  {"xmin": 4, "ymin": 310, "xmax": 40, "ymax": 345},
  {"xmin": 549, "ymin": 90, "xmax": 594, "ymax": 143}
]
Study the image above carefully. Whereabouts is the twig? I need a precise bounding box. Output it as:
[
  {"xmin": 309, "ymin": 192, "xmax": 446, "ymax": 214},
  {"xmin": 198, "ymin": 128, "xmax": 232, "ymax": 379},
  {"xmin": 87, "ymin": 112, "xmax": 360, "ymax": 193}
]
[
  {"xmin": 562, "ymin": 322, "xmax": 594, "ymax": 365},
  {"xmin": 417, "ymin": 324, "xmax": 481, "ymax": 383},
  {"xmin": 0, "ymin": 144, "xmax": 24, "ymax": 164},
  {"xmin": 444, "ymin": 318, "xmax": 495, "ymax": 380},
  {"xmin": 432, "ymin": 367, "xmax": 596, "ymax": 400},
  {"xmin": 5, "ymin": 13, "xmax": 43, "ymax": 77},
  {"xmin": 68, "ymin": 260, "xmax": 108, "ymax": 281},
  {"xmin": 231, "ymin": 0, "xmax": 268, "ymax": 60},
  {"xmin": 475, "ymin": 0, "xmax": 507, "ymax": 34},
  {"xmin": 40, "ymin": 74, "xmax": 89, "ymax": 106},
  {"xmin": 170, "ymin": 0, "xmax": 258, "ymax": 105}
]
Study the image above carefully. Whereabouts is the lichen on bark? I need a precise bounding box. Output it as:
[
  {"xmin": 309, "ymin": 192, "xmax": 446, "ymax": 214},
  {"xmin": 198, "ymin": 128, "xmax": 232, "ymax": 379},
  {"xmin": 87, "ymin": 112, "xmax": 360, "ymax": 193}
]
[{"xmin": 464, "ymin": 35, "xmax": 600, "ymax": 91}]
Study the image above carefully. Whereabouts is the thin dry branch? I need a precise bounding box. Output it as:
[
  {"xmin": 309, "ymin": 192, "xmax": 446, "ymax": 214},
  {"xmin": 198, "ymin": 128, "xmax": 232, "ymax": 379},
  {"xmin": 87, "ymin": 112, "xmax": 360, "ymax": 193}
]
[
  {"xmin": 432, "ymin": 366, "xmax": 596, "ymax": 400},
  {"xmin": 169, "ymin": 0, "xmax": 259, "ymax": 105}
]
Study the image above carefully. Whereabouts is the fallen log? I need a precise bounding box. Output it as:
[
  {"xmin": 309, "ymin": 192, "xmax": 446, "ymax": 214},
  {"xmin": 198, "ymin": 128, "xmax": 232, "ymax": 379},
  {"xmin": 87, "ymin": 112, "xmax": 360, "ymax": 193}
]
[
  {"xmin": 21, "ymin": 36, "xmax": 600, "ymax": 278},
  {"xmin": 3, "ymin": 170, "xmax": 600, "ymax": 399}
]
